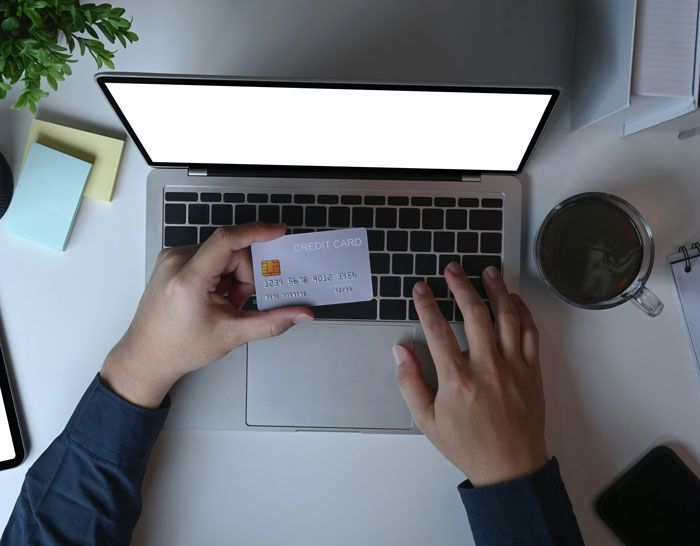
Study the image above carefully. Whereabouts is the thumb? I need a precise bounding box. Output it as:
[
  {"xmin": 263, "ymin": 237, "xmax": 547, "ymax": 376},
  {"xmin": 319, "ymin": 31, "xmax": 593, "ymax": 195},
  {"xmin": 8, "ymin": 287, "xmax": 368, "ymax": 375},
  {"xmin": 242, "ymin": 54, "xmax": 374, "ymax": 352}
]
[
  {"xmin": 229, "ymin": 306, "xmax": 314, "ymax": 345},
  {"xmin": 393, "ymin": 345, "xmax": 435, "ymax": 430}
]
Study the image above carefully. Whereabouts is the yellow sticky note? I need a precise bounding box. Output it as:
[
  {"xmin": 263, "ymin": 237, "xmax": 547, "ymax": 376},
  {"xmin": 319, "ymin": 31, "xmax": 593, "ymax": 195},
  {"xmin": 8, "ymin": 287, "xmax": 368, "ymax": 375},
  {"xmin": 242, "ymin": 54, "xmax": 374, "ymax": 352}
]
[{"xmin": 22, "ymin": 119, "xmax": 125, "ymax": 202}]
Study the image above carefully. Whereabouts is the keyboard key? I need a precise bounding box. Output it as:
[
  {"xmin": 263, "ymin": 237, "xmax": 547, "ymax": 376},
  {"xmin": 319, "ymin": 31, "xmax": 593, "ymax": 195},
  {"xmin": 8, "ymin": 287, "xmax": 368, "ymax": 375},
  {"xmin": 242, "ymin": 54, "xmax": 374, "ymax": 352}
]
[
  {"xmin": 211, "ymin": 204, "xmax": 233, "ymax": 225},
  {"xmin": 282, "ymin": 206, "xmax": 304, "ymax": 226},
  {"xmin": 380, "ymin": 299, "xmax": 406, "ymax": 320},
  {"xmin": 457, "ymin": 232, "xmax": 478, "ymax": 253},
  {"xmin": 437, "ymin": 300, "xmax": 454, "ymax": 321},
  {"xmin": 318, "ymin": 195, "xmax": 339, "ymax": 204},
  {"xmin": 470, "ymin": 277, "xmax": 488, "ymax": 299},
  {"xmin": 380, "ymin": 276, "xmax": 402, "ymax": 297},
  {"xmin": 165, "ymin": 191, "xmax": 197, "ymax": 202},
  {"xmin": 235, "ymin": 204, "xmax": 256, "ymax": 225},
  {"xmin": 408, "ymin": 301, "xmax": 419, "ymax": 320},
  {"xmin": 439, "ymin": 255, "xmax": 460, "ymax": 275},
  {"xmin": 455, "ymin": 305, "xmax": 463, "ymax": 322},
  {"xmin": 328, "ymin": 206, "xmax": 350, "ymax": 228},
  {"xmin": 388, "ymin": 196, "xmax": 409, "ymax": 206},
  {"xmin": 462, "ymin": 255, "xmax": 502, "ymax": 277},
  {"xmin": 352, "ymin": 208, "xmax": 373, "ymax": 228},
  {"xmin": 416, "ymin": 254, "xmax": 437, "ymax": 275},
  {"xmin": 365, "ymin": 195, "xmax": 385, "ymax": 205},
  {"xmin": 164, "ymin": 204, "xmax": 186, "ymax": 224},
  {"xmin": 370, "ymin": 253, "xmax": 390, "ymax": 274},
  {"xmin": 367, "ymin": 230, "xmax": 385, "ymax": 251},
  {"xmin": 189, "ymin": 204, "xmax": 209, "ymax": 225},
  {"xmin": 341, "ymin": 195, "xmax": 362, "ymax": 205},
  {"xmin": 224, "ymin": 193, "xmax": 245, "ymax": 203},
  {"xmin": 164, "ymin": 226, "xmax": 197, "ymax": 247},
  {"xmin": 458, "ymin": 198, "xmax": 479, "ymax": 207},
  {"xmin": 427, "ymin": 277, "xmax": 448, "ymax": 298},
  {"xmin": 200, "ymin": 192, "xmax": 222, "ymax": 202},
  {"xmin": 199, "ymin": 226, "xmax": 217, "ymax": 243},
  {"xmin": 293, "ymin": 228, "xmax": 314, "ymax": 234},
  {"xmin": 294, "ymin": 194, "xmax": 315, "ymax": 204},
  {"xmin": 375, "ymin": 208, "xmax": 397, "ymax": 228},
  {"xmin": 446, "ymin": 209, "xmax": 467, "ymax": 230},
  {"xmin": 372, "ymin": 276, "xmax": 378, "ymax": 297},
  {"xmin": 259, "ymin": 205, "xmax": 280, "ymax": 223},
  {"xmin": 434, "ymin": 197, "xmax": 456, "ymax": 207},
  {"xmin": 411, "ymin": 196, "xmax": 432, "ymax": 206},
  {"xmin": 433, "ymin": 232, "xmax": 455, "ymax": 253},
  {"xmin": 247, "ymin": 193, "xmax": 268, "ymax": 203},
  {"xmin": 410, "ymin": 231, "xmax": 431, "ymax": 252},
  {"xmin": 481, "ymin": 233, "xmax": 502, "ymax": 254},
  {"xmin": 271, "ymin": 194, "xmax": 292, "ymax": 203},
  {"xmin": 470, "ymin": 210, "xmax": 503, "ymax": 231},
  {"xmin": 422, "ymin": 209, "xmax": 444, "ymax": 229},
  {"xmin": 392, "ymin": 254, "xmax": 413, "ymax": 274},
  {"xmin": 311, "ymin": 300, "xmax": 378, "ymax": 320},
  {"xmin": 305, "ymin": 206, "xmax": 327, "ymax": 227},
  {"xmin": 399, "ymin": 208, "xmax": 420, "ymax": 229},
  {"xmin": 403, "ymin": 277, "xmax": 423, "ymax": 297},
  {"xmin": 387, "ymin": 231, "xmax": 408, "ymax": 251},
  {"xmin": 482, "ymin": 198, "xmax": 503, "ymax": 208}
]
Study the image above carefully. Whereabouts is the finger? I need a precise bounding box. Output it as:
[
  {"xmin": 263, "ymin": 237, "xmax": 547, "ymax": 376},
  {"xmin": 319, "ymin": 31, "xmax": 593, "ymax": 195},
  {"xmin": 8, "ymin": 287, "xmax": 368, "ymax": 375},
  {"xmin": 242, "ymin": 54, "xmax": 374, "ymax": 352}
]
[
  {"xmin": 184, "ymin": 223, "xmax": 286, "ymax": 291},
  {"xmin": 393, "ymin": 345, "xmax": 435, "ymax": 431},
  {"xmin": 510, "ymin": 293, "xmax": 540, "ymax": 367},
  {"xmin": 413, "ymin": 281, "xmax": 464, "ymax": 382},
  {"xmin": 214, "ymin": 273, "xmax": 236, "ymax": 297},
  {"xmin": 226, "ymin": 306, "xmax": 314, "ymax": 345},
  {"xmin": 481, "ymin": 266, "xmax": 521, "ymax": 360},
  {"xmin": 444, "ymin": 262, "xmax": 497, "ymax": 359},
  {"xmin": 228, "ymin": 282, "xmax": 255, "ymax": 309}
]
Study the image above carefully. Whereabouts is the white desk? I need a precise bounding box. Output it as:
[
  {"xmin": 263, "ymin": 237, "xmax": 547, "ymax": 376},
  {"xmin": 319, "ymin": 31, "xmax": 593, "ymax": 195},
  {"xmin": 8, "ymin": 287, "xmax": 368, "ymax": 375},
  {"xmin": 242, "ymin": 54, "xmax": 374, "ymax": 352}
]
[{"xmin": 2, "ymin": 1, "xmax": 700, "ymax": 544}]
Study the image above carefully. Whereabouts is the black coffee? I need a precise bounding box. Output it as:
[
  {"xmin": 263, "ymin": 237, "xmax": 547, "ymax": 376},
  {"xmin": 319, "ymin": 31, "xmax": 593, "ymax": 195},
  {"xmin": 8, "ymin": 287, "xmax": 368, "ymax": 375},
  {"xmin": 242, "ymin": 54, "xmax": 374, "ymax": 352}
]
[{"xmin": 538, "ymin": 198, "xmax": 643, "ymax": 304}]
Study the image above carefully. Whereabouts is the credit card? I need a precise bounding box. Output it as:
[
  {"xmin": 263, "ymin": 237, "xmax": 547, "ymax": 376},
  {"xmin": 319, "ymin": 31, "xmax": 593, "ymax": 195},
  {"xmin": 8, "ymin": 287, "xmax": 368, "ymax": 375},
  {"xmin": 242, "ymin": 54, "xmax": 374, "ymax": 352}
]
[{"xmin": 251, "ymin": 228, "xmax": 373, "ymax": 311}]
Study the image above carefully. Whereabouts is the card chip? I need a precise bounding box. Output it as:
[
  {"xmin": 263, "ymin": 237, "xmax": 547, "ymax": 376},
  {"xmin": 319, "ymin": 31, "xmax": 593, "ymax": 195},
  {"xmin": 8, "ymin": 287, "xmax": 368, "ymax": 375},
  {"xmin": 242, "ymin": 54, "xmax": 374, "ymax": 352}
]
[{"xmin": 261, "ymin": 259, "xmax": 281, "ymax": 277}]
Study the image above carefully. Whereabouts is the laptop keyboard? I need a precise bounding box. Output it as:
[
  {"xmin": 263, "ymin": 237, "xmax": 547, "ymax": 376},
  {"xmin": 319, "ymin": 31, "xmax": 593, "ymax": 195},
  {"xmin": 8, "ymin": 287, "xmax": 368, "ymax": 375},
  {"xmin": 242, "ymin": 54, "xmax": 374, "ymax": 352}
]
[{"xmin": 162, "ymin": 190, "xmax": 503, "ymax": 322}]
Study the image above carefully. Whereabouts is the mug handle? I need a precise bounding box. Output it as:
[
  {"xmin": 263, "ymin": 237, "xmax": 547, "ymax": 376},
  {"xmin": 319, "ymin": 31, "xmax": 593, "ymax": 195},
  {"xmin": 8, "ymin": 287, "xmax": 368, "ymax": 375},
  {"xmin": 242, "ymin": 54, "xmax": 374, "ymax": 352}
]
[{"xmin": 630, "ymin": 287, "xmax": 664, "ymax": 317}]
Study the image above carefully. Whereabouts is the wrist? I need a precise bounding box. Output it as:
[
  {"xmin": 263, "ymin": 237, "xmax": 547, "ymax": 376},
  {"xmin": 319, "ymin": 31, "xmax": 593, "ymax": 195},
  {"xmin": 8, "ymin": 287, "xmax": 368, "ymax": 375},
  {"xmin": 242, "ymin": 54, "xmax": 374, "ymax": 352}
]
[{"xmin": 464, "ymin": 447, "xmax": 549, "ymax": 488}]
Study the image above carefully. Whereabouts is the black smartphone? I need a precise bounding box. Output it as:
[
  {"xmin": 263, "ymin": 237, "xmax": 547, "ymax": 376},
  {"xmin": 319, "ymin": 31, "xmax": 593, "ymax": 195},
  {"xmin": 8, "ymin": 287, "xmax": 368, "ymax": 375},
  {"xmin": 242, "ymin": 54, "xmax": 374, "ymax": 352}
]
[
  {"xmin": 0, "ymin": 329, "xmax": 24, "ymax": 470},
  {"xmin": 596, "ymin": 445, "xmax": 700, "ymax": 545}
]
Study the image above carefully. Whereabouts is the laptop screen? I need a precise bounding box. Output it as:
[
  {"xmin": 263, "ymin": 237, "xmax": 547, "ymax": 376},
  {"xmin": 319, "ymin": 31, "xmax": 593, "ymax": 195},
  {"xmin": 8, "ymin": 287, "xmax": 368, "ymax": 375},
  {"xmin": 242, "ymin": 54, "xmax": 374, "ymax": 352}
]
[{"xmin": 98, "ymin": 76, "xmax": 558, "ymax": 175}]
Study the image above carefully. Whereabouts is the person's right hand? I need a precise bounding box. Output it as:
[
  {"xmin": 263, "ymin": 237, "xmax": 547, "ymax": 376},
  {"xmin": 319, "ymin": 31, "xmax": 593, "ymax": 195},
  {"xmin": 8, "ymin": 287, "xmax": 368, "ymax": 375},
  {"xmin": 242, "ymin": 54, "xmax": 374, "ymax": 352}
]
[{"xmin": 394, "ymin": 262, "xmax": 548, "ymax": 487}]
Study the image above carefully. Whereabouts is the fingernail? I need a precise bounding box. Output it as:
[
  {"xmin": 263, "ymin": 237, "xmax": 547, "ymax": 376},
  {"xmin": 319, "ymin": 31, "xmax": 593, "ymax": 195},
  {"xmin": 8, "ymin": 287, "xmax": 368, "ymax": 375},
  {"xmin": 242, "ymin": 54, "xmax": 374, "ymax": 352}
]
[
  {"xmin": 447, "ymin": 261, "xmax": 463, "ymax": 275},
  {"xmin": 485, "ymin": 266, "xmax": 501, "ymax": 280},
  {"xmin": 392, "ymin": 345, "xmax": 405, "ymax": 366},
  {"xmin": 414, "ymin": 282, "xmax": 428, "ymax": 295},
  {"xmin": 293, "ymin": 314, "xmax": 313, "ymax": 324}
]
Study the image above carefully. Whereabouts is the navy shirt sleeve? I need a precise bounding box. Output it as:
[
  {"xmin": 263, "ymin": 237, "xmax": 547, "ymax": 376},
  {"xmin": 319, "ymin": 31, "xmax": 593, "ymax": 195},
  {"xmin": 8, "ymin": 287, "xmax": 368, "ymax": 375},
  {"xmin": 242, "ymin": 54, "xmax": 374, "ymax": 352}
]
[
  {"xmin": 459, "ymin": 457, "xmax": 585, "ymax": 545},
  {"xmin": 1, "ymin": 374, "xmax": 169, "ymax": 546}
]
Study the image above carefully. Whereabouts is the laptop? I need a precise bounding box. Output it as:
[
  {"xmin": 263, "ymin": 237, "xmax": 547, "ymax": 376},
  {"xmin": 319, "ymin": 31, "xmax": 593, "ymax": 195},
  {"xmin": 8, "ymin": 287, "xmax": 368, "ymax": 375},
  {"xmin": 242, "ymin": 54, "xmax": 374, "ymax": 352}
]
[{"xmin": 96, "ymin": 73, "xmax": 558, "ymax": 434}]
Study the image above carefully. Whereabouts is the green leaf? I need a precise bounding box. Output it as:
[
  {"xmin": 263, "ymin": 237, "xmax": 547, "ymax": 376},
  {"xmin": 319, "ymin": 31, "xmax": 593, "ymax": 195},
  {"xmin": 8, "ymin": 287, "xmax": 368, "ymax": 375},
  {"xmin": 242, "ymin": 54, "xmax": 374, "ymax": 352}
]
[
  {"xmin": 102, "ymin": 57, "xmax": 114, "ymax": 69},
  {"xmin": 0, "ymin": 89, "xmax": 6, "ymax": 101},
  {"xmin": 0, "ymin": 81, "xmax": 11, "ymax": 91},
  {"xmin": 116, "ymin": 32, "xmax": 126, "ymax": 47},
  {"xmin": 46, "ymin": 74, "xmax": 58, "ymax": 90},
  {"xmin": 1, "ymin": 16, "xmax": 20, "ymax": 31},
  {"xmin": 33, "ymin": 1, "xmax": 50, "ymax": 7},
  {"xmin": 125, "ymin": 30, "xmax": 138, "ymax": 42},
  {"xmin": 84, "ymin": 9, "xmax": 92, "ymax": 23},
  {"xmin": 11, "ymin": 93, "xmax": 28, "ymax": 110},
  {"xmin": 29, "ymin": 99, "xmax": 37, "ymax": 115},
  {"xmin": 109, "ymin": 7, "xmax": 125, "ymax": 17},
  {"xmin": 85, "ymin": 24, "xmax": 98, "ymax": 39}
]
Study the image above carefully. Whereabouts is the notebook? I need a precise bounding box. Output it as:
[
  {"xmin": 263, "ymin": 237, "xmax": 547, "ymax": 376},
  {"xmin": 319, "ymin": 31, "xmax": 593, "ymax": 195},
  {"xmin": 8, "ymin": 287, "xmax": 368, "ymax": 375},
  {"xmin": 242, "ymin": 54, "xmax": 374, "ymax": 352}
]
[
  {"xmin": 669, "ymin": 243, "xmax": 700, "ymax": 377},
  {"xmin": 2, "ymin": 142, "xmax": 92, "ymax": 252}
]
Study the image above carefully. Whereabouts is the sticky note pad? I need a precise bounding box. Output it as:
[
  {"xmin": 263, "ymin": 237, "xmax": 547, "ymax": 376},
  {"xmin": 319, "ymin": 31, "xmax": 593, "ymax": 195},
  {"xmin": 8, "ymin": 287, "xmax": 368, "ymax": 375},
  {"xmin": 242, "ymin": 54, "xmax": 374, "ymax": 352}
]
[
  {"xmin": 3, "ymin": 143, "xmax": 92, "ymax": 252},
  {"xmin": 22, "ymin": 119, "xmax": 124, "ymax": 202}
]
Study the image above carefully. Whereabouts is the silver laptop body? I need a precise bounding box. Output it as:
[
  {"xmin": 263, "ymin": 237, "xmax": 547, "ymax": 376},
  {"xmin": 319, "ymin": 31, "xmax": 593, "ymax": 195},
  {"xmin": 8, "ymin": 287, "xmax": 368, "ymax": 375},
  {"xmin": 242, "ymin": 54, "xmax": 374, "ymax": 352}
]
[{"xmin": 96, "ymin": 73, "xmax": 558, "ymax": 434}]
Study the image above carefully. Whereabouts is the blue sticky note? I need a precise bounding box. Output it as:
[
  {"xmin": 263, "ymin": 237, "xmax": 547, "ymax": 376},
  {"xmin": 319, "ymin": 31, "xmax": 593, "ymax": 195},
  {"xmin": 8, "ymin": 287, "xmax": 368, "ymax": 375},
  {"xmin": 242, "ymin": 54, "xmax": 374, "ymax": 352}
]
[{"xmin": 2, "ymin": 143, "xmax": 92, "ymax": 251}]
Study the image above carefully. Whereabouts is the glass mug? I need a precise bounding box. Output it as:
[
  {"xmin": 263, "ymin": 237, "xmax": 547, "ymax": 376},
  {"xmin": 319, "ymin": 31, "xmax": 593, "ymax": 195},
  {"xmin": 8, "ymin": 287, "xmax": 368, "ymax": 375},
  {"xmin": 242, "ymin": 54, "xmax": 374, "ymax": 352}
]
[{"xmin": 535, "ymin": 192, "xmax": 663, "ymax": 317}]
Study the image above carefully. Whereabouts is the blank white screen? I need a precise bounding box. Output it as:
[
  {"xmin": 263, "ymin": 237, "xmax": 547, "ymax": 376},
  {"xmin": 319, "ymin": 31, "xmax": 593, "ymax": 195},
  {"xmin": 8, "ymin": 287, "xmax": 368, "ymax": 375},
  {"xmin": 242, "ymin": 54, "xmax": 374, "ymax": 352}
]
[
  {"xmin": 0, "ymin": 388, "xmax": 15, "ymax": 462},
  {"xmin": 106, "ymin": 82, "xmax": 552, "ymax": 171}
]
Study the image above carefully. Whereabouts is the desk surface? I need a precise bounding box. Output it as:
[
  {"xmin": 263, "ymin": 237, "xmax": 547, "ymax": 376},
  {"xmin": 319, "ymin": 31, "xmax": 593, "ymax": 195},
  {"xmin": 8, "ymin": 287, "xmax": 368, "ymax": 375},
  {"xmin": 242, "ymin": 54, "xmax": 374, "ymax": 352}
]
[{"xmin": 2, "ymin": 1, "xmax": 700, "ymax": 544}]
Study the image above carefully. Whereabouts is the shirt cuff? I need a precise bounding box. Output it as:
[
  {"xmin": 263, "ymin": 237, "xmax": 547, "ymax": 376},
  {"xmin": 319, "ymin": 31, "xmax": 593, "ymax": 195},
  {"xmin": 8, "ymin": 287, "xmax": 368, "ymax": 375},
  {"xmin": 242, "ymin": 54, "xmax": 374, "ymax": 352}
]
[
  {"xmin": 64, "ymin": 373, "xmax": 170, "ymax": 468},
  {"xmin": 458, "ymin": 457, "xmax": 579, "ymax": 545}
]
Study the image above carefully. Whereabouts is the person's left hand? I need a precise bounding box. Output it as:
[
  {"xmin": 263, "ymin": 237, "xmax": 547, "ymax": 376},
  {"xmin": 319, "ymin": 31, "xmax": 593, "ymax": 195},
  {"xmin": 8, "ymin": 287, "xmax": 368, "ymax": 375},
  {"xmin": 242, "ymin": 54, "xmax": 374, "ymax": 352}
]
[{"xmin": 100, "ymin": 223, "xmax": 313, "ymax": 409}]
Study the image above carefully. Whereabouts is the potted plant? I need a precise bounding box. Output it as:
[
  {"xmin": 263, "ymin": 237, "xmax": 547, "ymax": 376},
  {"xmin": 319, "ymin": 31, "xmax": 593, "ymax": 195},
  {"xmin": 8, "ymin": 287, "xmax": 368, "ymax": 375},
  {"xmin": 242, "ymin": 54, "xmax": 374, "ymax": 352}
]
[{"xmin": 0, "ymin": 0, "xmax": 138, "ymax": 114}]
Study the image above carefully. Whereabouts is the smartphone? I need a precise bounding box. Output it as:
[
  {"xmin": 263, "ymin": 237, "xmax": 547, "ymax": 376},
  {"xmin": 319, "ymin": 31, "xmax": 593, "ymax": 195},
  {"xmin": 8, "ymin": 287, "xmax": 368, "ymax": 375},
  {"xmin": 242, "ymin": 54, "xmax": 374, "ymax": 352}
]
[
  {"xmin": 0, "ymin": 329, "xmax": 24, "ymax": 470},
  {"xmin": 596, "ymin": 445, "xmax": 700, "ymax": 546}
]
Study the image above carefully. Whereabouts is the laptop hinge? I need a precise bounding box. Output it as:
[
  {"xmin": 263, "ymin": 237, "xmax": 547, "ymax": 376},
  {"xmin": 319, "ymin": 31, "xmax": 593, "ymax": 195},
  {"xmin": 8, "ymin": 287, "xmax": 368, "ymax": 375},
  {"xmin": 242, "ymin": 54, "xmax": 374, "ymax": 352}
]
[
  {"xmin": 461, "ymin": 174, "xmax": 480, "ymax": 182},
  {"xmin": 188, "ymin": 168, "xmax": 208, "ymax": 177}
]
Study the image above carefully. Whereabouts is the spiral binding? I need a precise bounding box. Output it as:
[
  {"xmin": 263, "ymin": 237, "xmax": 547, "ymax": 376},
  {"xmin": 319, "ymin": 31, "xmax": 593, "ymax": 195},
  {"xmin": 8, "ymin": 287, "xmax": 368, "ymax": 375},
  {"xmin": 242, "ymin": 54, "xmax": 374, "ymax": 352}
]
[{"xmin": 678, "ymin": 242, "xmax": 700, "ymax": 273}]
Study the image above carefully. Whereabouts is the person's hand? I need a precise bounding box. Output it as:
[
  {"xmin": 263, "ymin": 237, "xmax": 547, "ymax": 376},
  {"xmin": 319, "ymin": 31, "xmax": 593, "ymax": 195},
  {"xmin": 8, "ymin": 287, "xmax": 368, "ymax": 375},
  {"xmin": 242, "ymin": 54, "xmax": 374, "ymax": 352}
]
[
  {"xmin": 101, "ymin": 223, "xmax": 313, "ymax": 409},
  {"xmin": 394, "ymin": 262, "xmax": 547, "ymax": 487}
]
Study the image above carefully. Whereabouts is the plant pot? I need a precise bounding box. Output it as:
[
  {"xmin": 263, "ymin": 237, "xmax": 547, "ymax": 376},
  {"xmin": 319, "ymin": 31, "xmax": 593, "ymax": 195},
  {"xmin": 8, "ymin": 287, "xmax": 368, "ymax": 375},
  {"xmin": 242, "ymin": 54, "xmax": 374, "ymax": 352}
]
[{"xmin": 0, "ymin": 151, "xmax": 13, "ymax": 220}]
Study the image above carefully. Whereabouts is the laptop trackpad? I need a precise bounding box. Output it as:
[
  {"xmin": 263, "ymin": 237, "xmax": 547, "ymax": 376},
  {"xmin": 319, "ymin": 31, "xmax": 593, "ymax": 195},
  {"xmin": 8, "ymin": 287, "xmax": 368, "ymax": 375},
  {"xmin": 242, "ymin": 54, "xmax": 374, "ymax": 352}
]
[{"xmin": 246, "ymin": 323, "xmax": 415, "ymax": 430}]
